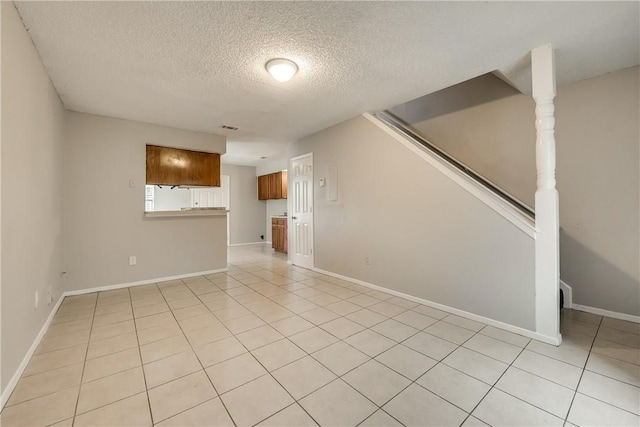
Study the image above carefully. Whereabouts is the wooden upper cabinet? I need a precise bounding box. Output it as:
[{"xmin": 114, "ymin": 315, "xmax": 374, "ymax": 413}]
[
  {"xmin": 146, "ymin": 145, "xmax": 221, "ymax": 187},
  {"xmin": 281, "ymin": 171, "xmax": 288, "ymax": 198},
  {"xmin": 258, "ymin": 170, "xmax": 287, "ymax": 200},
  {"xmin": 269, "ymin": 173, "xmax": 281, "ymax": 199},
  {"xmin": 258, "ymin": 175, "xmax": 270, "ymax": 200}
]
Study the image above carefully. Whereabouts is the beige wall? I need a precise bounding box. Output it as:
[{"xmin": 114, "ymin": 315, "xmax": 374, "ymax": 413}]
[
  {"xmin": 63, "ymin": 112, "xmax": 228, "ymax": 291},
  {"xmin": 288, "ymin": 116, "xmax": 537, "ymax": 330},
  {"xmin": 409, "ymin": 67, "xmax": 640, "ymax": 316},
  {"xmin": 395, "ymin": 74, "xmax": 536, "ymax": 207},
  {"xmin": 1, "ymin": 2, "xmax": 66, "ymax": 391},
  {"xmin": 221, "ymin": 164, "xmax": 266, "ymax": 245},
  {"xmin": 256, "ymin": 160, "xmax": 289, "ymax": 243}
]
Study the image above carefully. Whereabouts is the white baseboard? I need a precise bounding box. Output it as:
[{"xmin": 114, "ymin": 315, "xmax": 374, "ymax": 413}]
[
  {"xmin": 1, "ymin": 267, "xmax": 229, "ymax": 409},
  {"xmin": 313, "ymin": 267, "xmax": 562, "ymax": 346},
  {"xmin": 571, "ymin": 304, "xmax": 640, "ymax": 324},
  {"xmin": 559, "ymin": 279, "xmax": 639, "ymax": 323},
  {"xmin": 228, "ymin": 242, "xmax": 267, "ymax": 247},
  {"xmin": 560, "ymin": 279, "xmax": 573, "ymax": 308},
  {"xmin": 64, "ymin": 268, "xmax": 228, "ymax": 296},
  {"xmin": 1, "ymin": 294, "xmax": 65, "ymax": 409}
]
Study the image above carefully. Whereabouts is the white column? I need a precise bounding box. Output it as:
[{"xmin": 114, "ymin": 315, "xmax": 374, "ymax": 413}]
[{"xmin": 532, "ymin": 44, "xmax": 561, "ymax": 344}]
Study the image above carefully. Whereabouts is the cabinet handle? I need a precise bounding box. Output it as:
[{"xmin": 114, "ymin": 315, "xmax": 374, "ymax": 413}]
[{"xmin": 291, "ymin": 216, "xmax": 297, "ymax": 219}]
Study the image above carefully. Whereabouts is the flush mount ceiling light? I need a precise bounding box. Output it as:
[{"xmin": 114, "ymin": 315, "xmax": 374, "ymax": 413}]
[{"xmin": 265, "ymin": 58, "xmax": 298, "ymax": 82}]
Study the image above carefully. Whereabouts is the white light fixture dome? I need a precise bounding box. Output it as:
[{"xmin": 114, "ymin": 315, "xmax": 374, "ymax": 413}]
[{"xmin": 266, "ymin": 58, "xmax": 298, "ymax": 82}]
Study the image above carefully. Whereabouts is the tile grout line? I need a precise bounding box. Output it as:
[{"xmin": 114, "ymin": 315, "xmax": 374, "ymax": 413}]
[
  {"xmin": 12, "ymin": 247, "xmax": 636, "ymax": 427},
  {"xmin": 200, "ymin": 272, "xmax": 325, "ymax": 426},
  {"xmin": 216, "ymin": 258, "xmax": 584, "ymax": 427},
  {"xmin": 562, "ymin": 312, "xmax": 604, "ymax": 426},
  {"xmin": 232, "ymin": 266, "xmax": 443, "ymax": 425},
  {"xmin": 153, "ymin": 277, "xmax": 239, "ymax": 427},
  {"xmin": 471, "ymin": 324, "xmax": 624, "ymax": 424},
  {"xmin": 561, "ymin": 315, "xmax": 640, "ymax": 423},
  {"xmin": 198, "ymin": 263, "xmax": 499, "ymax": 427},
  {"xmin": 458, "ymin": 340, "xmax": 530, "ymax": 426},
  {"xmin": 469, "ymin": 312, "xmax": 635, "ymax": 426},
  {"xmin": 82, "ymin": 281, "xmax": 584, "ymax": 426},
  {"xmin": 187, "ymin": 273, "xmax": 262, "ymax": 427},
  {"xmin": 128, "ymin": 285, "xmax": 157, "ymax": 427},
  {"xmin": 66, "ymin": 292, "xmax": 151, "ymax": 421},
  {"xmin": 71, "ymin": 293, "xmax": 99, "ymax": 426},
  {"xmin": 388, "ymin": 322, "xmax": 490, "ymax": 425},
  {"xmin": 211, "ymin": 264, "xmax": 324, "ymax": 423},
  {"xmin": 0, "ymin": 300, "xmax": 94, "ymax": 414},
  {"xmin": 55, "ymin": 291, "xmax": 151, "ymax": 419},
  {"xmin": 193, "ymin": 266, "xmax": 384, "ymax": 426}
]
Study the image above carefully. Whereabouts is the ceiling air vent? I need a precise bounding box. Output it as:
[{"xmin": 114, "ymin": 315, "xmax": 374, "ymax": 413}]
[{"xmin": 220, "ymin": 125, "xmax": 239, "ymax": 131}]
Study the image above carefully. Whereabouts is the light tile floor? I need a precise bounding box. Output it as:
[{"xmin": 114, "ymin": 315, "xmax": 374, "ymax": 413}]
[{"xmin": 1, "ymin": 244, "xmax": 639, "ymax": 426}]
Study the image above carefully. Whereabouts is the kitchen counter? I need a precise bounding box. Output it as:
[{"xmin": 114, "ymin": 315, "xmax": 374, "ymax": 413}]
[{"xmin": 145, "ymin": 209, "xmax": 229, "ymax": 218}]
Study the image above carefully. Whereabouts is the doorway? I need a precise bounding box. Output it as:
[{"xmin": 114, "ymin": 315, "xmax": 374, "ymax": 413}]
[{"xmin": 289, "ymin": 154, "xmax": 314, "ymax": 269}]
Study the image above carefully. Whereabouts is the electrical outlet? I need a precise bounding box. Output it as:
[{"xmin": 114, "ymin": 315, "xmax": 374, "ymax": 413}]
[
  {"xmin": 129, "ymin": 179, "xmax": 136, "ymax": 188},
  {"xmin": 365, "ymin": 256, "xmax": 370, "ymax": 265},
  {"xmin": 129, "ymin": 256, "xmax": 137, "ymax": 266},
  {"xmin": 48, "ymin": 286, "xmax": 53, "ymax": 305},
  {"xmin": 35, "ymin": 291, "xmax": 39, "ymax": 309}
]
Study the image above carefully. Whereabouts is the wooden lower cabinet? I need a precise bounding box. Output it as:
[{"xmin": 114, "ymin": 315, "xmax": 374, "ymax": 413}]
[{"xmin": 272, "ymin": 217, "xmax": 287, "ymax": 253}]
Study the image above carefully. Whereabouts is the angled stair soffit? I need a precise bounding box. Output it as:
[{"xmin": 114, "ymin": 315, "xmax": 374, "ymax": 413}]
[
  {"xmin": 387, "ymin": 72, "xmax": 523, "ymax": 124},
  {"xmin": 494, "ymin": 53, "xmax": 533, "ymax": 95}
]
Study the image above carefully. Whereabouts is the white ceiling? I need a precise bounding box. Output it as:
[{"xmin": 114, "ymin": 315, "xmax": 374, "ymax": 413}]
[{"xmin": 14, "ymin": 1, "xmax": 639, "ymax": 166}]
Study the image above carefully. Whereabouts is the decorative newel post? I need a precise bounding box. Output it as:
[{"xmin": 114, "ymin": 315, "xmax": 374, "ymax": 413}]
[{"xmin": 532, "ymin": 44, "xmax": 561, "ymax": 344}]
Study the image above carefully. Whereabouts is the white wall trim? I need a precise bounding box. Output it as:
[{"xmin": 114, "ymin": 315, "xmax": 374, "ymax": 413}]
[
  {"xmin": 0, "ymin": 267, "xmax": 230, "ymax": 409},
  {"xmin": 560, "ymin": 279, "xmax": 573, "ymax": 309},
  {"xmin": 531, "ymin": 43, "xmax": 562, "ymax": 349},
  {"xmin": 1, "ymin": 294, "xmax": 65, "ymax": 409},
  {"xmin": 363, "ymin": 113, "xmax": 536, "ymax": 238},
  {"xmin": 64, "ymin": 268, "xmax": 229, "ymax": 296},
  {"xmin": 571, "ymin": 304, "xmax": 640, "ymax": 324},
  {"xmin": 313, "ymin": 267, "xmax": 562, "ymax": 346},
  {"xmin": 228, "ymin": 242, "xmax": 266, "ymax": 247},
  {"xmin": 560, "ymin": 279, "xmax": 639, "ymax": 324}
]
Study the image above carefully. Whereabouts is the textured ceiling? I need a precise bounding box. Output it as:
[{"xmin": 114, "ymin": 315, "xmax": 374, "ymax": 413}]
[{"xmin": 14, "ymin": 1, "xmax": 640, "ymax": 166}]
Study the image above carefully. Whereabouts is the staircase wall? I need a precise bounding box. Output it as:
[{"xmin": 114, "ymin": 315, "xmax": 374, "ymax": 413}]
[
  {"xmin": 291, "ymin": 116, "xmax": 536, "ymax": 331},
  {"xmin": 403, "ymin": 66, "xmax": 639, "ymax": 317}
]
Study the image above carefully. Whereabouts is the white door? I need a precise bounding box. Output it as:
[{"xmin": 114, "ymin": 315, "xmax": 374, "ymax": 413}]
[{"xmin": 290, "ymin": 153, "xmax": 314, "ymax": 269}]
